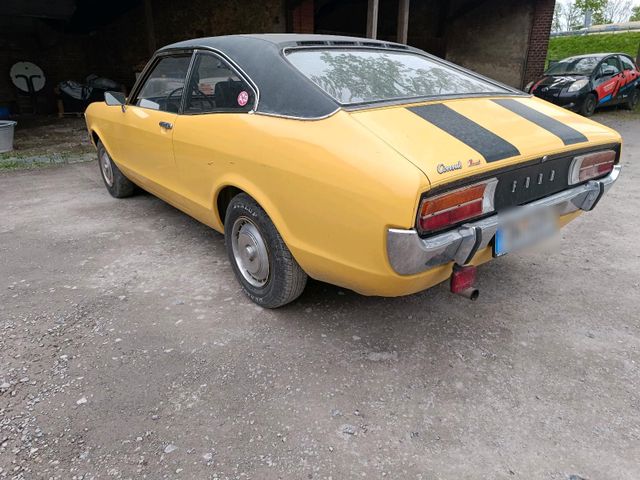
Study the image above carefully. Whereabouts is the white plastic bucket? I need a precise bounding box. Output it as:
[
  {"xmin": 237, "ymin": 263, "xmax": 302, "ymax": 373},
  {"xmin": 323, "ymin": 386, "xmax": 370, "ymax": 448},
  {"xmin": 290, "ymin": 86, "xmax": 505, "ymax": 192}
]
[{"xmin": 0, "ymin": 121, "xmax": 17, "ymax": 153}]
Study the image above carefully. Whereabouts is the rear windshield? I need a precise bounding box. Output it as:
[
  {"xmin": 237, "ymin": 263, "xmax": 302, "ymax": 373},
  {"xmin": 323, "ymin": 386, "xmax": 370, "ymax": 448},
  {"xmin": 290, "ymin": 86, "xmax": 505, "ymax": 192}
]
[{"xmin": 286, "ymin": 49, "xmax": 510, "ymax": 105}]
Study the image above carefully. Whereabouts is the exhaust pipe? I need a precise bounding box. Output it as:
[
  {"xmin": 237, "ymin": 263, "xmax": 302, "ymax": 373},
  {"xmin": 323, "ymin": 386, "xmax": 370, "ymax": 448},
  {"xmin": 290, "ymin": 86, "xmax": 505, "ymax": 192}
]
[
  {"xmin": 455, "ymin": 287, "xmax": 479, "ymax": 301},
  {"xmin": 450, "ymin": 264, "xmax": 479, "ymax": 301}
]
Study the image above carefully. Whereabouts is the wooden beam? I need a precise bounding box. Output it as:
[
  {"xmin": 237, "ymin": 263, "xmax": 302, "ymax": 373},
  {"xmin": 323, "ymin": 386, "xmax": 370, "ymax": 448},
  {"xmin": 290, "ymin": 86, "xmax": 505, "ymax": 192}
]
[
  {"xmin": 397, "ymin": 0, "xmax": 410, "ymax": 44},
  {"xmin": 366, "ymin": 0, "xmax": 379, "ymax": 39},
  {"xmin": 143, "ymin": 0, "xmax": 157, "ymax": 55}
]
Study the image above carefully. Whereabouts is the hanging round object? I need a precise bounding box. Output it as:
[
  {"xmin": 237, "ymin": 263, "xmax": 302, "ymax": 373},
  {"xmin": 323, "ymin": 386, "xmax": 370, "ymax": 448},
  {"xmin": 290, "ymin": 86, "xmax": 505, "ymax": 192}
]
[{"xmin": 10, "ymin": 62, "xmax": 46, "ymax": 93}]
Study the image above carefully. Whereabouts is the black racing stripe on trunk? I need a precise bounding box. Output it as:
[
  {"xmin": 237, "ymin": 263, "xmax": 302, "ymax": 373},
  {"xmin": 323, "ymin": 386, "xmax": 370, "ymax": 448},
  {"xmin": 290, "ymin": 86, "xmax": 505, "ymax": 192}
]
[
  {"xmin": 492, "ymin": 98, "xmax": 588, "ymax": 146},
  {"xmin": 407, "ymin": 104, "xmax": 520, "ymax": 162}
]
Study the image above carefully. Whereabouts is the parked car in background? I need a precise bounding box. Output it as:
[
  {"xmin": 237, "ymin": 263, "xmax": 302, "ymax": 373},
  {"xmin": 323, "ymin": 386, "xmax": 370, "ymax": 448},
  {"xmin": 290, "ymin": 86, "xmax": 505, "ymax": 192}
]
[
  {"xmin": 526, "ymin": 53, "xmax": 640, "ymax": 116},
  {"xmin": 85, "ymin": 34, "xmax": 622, "ymax": 307}
]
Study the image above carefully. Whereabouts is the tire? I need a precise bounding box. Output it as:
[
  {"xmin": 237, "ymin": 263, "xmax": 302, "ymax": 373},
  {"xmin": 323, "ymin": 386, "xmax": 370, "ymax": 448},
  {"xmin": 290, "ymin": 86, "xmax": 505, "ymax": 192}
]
[
  {"xmin": 97, "ymin": 140, "xmax": 135, "ymax": 198},
  {"xmin": 224, "ymin": 193, "xmax": 307, "ymax": 308},
  {"xmin": 623, "ymin": 88, "xmax": 639, "ymax": 111},
  {"xmin": 580, "ymin": 93, "xmax": 597, "ymax": 117}
]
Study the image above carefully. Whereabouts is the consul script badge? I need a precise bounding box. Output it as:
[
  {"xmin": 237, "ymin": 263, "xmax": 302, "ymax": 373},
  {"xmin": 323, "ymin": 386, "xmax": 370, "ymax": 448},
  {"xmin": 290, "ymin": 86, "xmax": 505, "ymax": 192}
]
[{"xmin": 437, "ymin": 161, "xmax": 463, "ymax": 174}]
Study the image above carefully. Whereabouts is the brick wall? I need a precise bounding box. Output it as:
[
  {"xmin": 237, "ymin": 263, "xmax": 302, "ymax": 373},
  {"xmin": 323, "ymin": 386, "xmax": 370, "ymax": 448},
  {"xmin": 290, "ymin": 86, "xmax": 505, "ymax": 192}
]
[{"xmin": 523, "ymin": 0, "xmax": 555, "ymax": 87}]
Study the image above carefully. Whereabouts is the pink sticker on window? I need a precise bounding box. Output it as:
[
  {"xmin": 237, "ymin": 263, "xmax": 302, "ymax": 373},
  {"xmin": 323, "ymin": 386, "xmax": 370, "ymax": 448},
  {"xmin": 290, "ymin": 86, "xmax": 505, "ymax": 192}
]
[{"xmin": 237, "ymin": 91, "xmax": 249, "ymax": 107}]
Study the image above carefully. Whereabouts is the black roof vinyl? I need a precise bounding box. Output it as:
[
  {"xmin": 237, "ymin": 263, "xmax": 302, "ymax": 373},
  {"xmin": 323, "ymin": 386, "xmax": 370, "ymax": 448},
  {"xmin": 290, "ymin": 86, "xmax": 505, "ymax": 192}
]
[{"xmin": 160, "ymin": 34, "xmax": 422, "ymax": 119}]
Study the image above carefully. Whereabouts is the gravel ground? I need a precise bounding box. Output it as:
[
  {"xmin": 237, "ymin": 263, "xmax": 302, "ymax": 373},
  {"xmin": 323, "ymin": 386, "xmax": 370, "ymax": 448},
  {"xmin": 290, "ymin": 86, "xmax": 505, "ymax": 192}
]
[
  {"xmin": 0, "ymin": 117, "xmax": 93, "ymax": 169},
  {"xmin": 0, "ymin": 112, "xmax": 638, "ymax": 480}
]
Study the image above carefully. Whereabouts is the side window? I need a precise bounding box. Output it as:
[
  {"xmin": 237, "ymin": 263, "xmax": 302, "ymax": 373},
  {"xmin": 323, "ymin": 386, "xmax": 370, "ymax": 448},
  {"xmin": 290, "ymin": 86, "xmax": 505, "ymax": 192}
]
[
  {"xmin": 184, "ymin": 53, "xmax": 255, "ymax": 114},
  {"xmin": 135, "ymin": 55, "xmax": 192, "ymax": 113},
  {"xmin": 602, "ymin": 56, "xmax": 621, "ymax": 75},
  {"xmin": 620, "ymin": 56, "xmax": 637, "ymax": 72}
]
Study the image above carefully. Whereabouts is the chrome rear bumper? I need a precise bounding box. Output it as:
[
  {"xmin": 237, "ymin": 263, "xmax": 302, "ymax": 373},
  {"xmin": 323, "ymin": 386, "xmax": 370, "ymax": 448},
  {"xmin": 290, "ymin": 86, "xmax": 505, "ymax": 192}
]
[{"xmin": 387, "ymin": 165, "xmax": 621, "ymax": 275}]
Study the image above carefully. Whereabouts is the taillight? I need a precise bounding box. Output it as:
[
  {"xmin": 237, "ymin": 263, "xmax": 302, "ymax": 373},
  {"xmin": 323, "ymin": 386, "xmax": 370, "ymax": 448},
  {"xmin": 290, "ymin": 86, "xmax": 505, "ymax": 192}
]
[
  {"xmin": 568, "ymin": 150, "xmax": 616, "ymax": 185},
  {"xmin": 418, "ymin": 178, "xmax": 497, "ymax": 233}
]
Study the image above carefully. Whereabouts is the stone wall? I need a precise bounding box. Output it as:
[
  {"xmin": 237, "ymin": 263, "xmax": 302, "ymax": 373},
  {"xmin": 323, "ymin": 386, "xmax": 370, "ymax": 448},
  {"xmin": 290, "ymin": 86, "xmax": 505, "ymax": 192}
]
[{"xmin": 445, "ymin": 0, "xmax": 536, "ymax": 88}]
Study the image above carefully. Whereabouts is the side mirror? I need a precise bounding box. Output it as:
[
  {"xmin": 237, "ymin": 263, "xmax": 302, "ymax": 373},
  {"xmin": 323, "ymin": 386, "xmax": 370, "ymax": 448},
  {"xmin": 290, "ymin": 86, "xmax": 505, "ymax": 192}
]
[{"xmin": 105, "ymin": 91, "xmax": 126, "ymax": 111}]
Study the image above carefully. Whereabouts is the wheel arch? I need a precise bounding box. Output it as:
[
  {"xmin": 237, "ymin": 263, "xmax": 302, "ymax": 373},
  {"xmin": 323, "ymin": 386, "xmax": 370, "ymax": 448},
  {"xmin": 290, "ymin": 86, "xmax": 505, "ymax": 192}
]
[
  {"xmin": 88, "ymin": 127, "xmax": 115, "ymax": 157},
  {"xmin": 213, "ymin": 177, "xmax": 295, "ymax": 247},
  {"xmin": 90, "ymin": 130, "xmax": 100, "ymax": 146},
  {"xmin": 216, "ymin": 185, "xmax": 243, "ymax": 226}
]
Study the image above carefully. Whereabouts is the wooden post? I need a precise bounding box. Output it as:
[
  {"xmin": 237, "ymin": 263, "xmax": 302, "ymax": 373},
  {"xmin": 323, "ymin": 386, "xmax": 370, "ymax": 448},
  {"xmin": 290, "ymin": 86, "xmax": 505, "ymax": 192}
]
[
  {"xmin": 366, "ymin": 0, "xmax": 379, "ymax": 39},
  {"xmin": 143, "ymin": 0, "xmax": 157, "ymax": 55},
  {"xmin": 397, "ymin": 0, "xmax": 410, "ymax": 44}
]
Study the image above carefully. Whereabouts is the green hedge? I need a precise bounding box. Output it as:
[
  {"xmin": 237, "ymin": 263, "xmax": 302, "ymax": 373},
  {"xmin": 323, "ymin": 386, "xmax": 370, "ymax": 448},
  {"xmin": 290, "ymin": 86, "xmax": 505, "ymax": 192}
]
[{"xmin": 547, "ymin": 32, "xmax": 640, "ymax": 66}]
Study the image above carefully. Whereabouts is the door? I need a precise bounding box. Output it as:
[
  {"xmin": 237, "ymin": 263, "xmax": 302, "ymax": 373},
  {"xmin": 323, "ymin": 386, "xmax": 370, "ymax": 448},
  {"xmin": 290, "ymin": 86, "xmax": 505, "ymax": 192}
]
[
  {"xmin": 172, "ymin": 51, "xmax": 257, "ymax": 224},
  {"xmin": 619, "ymin": 55, "xmax": 639, "ymax": 102},
  {"xmin": 120, "ymin": 53, "xmax": 193, "ymax": 196},
  {"xmin": 594, "ymin": 56, "xmax": 623, "ymax": 106}
]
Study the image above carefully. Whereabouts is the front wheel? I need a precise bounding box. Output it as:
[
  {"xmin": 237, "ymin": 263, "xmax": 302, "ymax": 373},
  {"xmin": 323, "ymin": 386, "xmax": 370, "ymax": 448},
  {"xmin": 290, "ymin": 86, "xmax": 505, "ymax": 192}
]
[
  {"xmin": 97, "ymin": 141, "xmax": 135, "ymax": 198},
  {"xmin": 623, "ymin": 88, "xmax": 639, "ymax": 110},
  {"xmin": 580, "ymin": 93, "xmax": 597, "ymax": 117},
  {"xmin": 224, "ymin": 193, "xmax": 307, "ymax": 308}
]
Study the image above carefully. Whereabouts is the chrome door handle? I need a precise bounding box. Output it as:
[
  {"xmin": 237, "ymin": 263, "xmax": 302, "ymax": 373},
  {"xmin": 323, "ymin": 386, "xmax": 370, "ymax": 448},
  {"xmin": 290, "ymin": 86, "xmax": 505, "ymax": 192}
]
[{"xmin": 159, "ymin": 121, "xmax": 173, "ymax": 130}]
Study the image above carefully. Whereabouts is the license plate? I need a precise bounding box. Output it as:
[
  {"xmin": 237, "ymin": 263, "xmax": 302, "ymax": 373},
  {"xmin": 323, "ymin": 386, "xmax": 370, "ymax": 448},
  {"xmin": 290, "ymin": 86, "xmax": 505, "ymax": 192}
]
[{"xmin": 494, "ymin": 208, "xmax": 559, "ymax": 257}]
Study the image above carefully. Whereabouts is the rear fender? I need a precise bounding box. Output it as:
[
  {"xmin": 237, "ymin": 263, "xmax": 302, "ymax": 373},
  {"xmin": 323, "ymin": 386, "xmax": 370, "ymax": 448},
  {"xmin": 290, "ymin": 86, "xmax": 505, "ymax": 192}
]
[{"xmin": 212, "ymin": 173, "xmax": 295, "ymax": 246}]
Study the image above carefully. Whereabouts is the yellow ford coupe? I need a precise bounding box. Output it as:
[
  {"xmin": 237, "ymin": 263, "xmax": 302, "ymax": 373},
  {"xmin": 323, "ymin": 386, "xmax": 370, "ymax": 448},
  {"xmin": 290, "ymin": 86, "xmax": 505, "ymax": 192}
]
[{"xmin": 85, "ymin": 34, "xmax": 621, "ymax": 307}]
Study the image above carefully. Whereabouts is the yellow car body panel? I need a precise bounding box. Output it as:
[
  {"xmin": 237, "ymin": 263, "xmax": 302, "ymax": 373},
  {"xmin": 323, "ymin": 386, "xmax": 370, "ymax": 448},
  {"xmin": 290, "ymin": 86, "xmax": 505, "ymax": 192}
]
[
  {"xmin": 87, "ymin": 104, "xmax": 433, "ymax": 294},
  {"xmin": 85, "ymin": 92, "xmax": 621, "ymax": 297},
  {"xmin": 351, "ymin": 96, "xmax": 622, "ymax": 189}
]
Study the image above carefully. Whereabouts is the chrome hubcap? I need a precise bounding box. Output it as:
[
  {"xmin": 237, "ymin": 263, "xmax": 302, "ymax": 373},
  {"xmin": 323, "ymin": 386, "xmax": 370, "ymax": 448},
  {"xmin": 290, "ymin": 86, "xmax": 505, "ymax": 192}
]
[
  {"xmin": 100, "ymin": 150, "xmax": 114, "ymax": 187},
  {"xmin": 231, "ymin": 217, "xmax": 270, "ymax": 287}
]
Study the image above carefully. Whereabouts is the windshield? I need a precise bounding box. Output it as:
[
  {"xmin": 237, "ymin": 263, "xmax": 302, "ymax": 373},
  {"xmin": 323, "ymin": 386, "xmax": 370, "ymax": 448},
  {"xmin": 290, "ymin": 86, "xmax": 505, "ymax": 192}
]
[
  {"xmin": 286, "ymin": 49, "xmax": 510, "ymax": 105},
  {"xmin": 545, "ymin": 56, "xmax": 600, "ymax": 76}
]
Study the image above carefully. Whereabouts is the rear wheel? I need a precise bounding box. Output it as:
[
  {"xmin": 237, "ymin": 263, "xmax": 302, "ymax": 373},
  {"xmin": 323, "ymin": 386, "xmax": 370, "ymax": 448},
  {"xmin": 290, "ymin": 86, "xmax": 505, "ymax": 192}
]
[
  {"xmin": 623, "ymin": 88, "xmax": 639, "ymax": 110},
  {"xmin": 580, "ymin": 93, "xmax": 597, "ymax": 117},
  {"xmin": 224, "ymin": 193, "xmax": 307, "ymax": 308},
  {"xmin": 97, "ymin": 141, "xmax": 135, "ymax": 198}
]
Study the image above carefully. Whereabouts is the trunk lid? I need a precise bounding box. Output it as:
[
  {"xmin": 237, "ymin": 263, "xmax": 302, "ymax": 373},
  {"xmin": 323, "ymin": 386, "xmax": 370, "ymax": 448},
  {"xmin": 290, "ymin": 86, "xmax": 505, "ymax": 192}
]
[{"xmin": 349, "ymin": 95, "xmax": 619, "ymax": 189}]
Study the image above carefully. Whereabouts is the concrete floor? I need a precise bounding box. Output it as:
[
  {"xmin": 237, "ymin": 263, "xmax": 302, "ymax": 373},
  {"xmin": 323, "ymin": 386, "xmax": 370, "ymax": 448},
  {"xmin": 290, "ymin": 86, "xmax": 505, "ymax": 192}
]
[{"xmin": 0, "ymin": 112, "xmax": 638, "ymax": 479}]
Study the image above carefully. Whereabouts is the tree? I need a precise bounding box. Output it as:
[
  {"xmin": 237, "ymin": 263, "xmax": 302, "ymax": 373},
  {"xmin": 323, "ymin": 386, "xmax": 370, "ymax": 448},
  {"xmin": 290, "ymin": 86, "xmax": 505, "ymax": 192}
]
[
  {"xmin": 564, "ymin": 1, "xmax": 584, "ymax": 30},
  {"xmin": 552, "ymin": 0, "xmax": 582, "ymax": 32},
  {"xmin": 552, "ymin": 2, "xmax": 565, "ymax": 32},
  {"xmin": 602, "ymin": 0, "xmax": 633, "ymax": 23},
  {"xmin": 630, "ymin": 5, "xmax": 640, "ymax": 21},
  {"xmin": 553, "ymin": 0, "xmax": 632, "ymax": 31},
  {"xmin": 575, "ymin": 0, "xmax": 607, "ymax": 24}
]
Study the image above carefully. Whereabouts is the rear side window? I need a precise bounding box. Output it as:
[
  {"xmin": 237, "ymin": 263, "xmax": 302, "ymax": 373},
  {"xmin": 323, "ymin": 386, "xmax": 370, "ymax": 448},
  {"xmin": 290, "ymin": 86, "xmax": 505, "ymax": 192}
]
[
  {"xmin": 620, "ymin": 56, "xmax": 637, "ymax": 71},
  {"xmin": 184, "ymin": 53, "xmax": 255, "ymax": 114},
  {"xmin": 286, "ymin": 49, "xmax": 509, "ymax": 105},
  {"xmin": 135, "ymin": 55, "xmax": 192, "ymax": 113}
]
